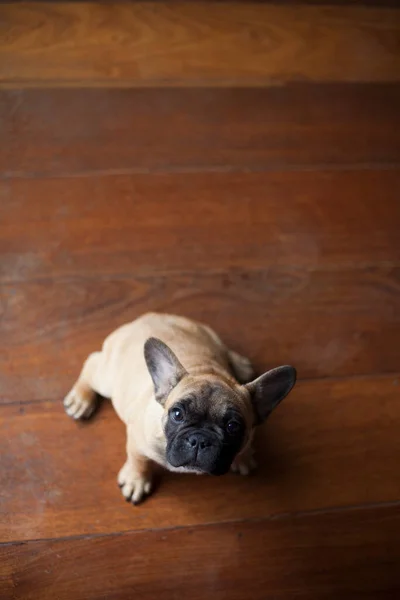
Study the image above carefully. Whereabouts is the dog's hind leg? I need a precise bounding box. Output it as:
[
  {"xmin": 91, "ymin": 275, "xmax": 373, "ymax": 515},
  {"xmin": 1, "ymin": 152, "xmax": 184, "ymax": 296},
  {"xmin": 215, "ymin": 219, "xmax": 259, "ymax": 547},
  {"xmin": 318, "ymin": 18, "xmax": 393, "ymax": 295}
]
[
  {"xmin": 228, "ymin": 350, "xmax": 255, "ymax": 384},
  {"xmin": 64, "ymin": 351, "xmax": 110, "ymax": 420}
]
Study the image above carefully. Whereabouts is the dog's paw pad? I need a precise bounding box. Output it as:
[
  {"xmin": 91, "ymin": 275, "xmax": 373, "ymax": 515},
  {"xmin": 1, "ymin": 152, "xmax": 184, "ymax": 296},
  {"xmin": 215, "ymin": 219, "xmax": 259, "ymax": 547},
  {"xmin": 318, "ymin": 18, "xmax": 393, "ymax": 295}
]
[
  {"xmin": 64, "ymin": 389, "xmax": 96, "ymax": 420},
  {"xmin": 117, "ymin": 462, "xmax": 153, "ymax": 505},
  {"xmin": 231, "ymin": 455, "xmax": 257, "ymax": 476}
]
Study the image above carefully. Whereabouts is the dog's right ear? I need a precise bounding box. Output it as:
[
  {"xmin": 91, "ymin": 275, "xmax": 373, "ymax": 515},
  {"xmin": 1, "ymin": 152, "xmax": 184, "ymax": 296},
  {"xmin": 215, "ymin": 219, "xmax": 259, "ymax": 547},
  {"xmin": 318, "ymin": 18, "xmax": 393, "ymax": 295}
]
[
  {"xmin": 144, "ymin": 337, "xmax": 187, "ymax": 405},
  {"xmin": 245, "ymin": 365, "xmax": 296, "ymax": 425}
]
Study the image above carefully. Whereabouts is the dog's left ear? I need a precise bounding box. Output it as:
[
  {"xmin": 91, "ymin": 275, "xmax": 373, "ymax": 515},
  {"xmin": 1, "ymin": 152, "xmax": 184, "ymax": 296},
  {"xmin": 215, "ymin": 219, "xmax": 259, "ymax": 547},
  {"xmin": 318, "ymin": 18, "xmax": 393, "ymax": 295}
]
[
  {"xmin": 245, "ymin": 366, "xmax": 296, "ymax": 424},
  {"xmin": 144, "ymin": 337, "xmax": 187, "ymax": 405}
]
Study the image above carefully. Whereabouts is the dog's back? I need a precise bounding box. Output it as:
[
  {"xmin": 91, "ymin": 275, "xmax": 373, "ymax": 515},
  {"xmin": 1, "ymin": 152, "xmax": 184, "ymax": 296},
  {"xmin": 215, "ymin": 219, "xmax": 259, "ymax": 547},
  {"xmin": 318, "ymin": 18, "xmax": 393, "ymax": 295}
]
[{"xmin": 102, "ymin": 313, "xmax": 231, "ymax": 421}]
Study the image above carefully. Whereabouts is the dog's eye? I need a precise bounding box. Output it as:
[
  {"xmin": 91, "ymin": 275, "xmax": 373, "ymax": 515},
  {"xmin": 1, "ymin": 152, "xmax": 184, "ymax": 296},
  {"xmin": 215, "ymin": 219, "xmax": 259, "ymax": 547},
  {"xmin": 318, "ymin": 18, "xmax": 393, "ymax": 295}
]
[
  {"xmin": 226, "ymin": 420, "xmax": 241, "ymax": 435},
  {"xmin": 171, "ymin": 407, "xmax": 184, "ymax": 423}
]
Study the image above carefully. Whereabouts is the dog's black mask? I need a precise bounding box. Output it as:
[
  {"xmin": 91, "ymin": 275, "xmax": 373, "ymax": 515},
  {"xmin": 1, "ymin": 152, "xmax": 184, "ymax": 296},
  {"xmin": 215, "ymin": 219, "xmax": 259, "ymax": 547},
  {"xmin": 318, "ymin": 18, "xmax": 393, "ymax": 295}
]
[{"xmin": 165, "ymin": 398, "xmax": 245, "ymax": 475}]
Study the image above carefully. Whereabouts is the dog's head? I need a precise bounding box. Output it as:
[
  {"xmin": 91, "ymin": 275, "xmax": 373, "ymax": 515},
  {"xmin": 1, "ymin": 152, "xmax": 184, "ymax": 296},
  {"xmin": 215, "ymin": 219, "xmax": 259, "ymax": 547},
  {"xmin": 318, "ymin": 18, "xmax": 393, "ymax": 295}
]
[{"xmin": 144, "ymin": 337, "xmax": 296, "ymax": 475}]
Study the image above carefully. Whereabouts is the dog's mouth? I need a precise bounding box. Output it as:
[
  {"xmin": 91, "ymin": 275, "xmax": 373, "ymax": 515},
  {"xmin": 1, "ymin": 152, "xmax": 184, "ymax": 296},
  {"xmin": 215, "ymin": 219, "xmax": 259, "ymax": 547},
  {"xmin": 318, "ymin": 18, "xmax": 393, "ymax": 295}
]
[
  {"xmin": 166, "ymin": 448, "xmax": 232, "ymax": 476},
  {"xmin": 167, "ymin": 460, "xmax": 230, "ymax": 476},
  {"xmin": 166, "ymin": 461, "xmax": 204, "ymax": 474},
  {"xmin": 166, "ymin": 452, "xmax": 205, "ymax": 471}
]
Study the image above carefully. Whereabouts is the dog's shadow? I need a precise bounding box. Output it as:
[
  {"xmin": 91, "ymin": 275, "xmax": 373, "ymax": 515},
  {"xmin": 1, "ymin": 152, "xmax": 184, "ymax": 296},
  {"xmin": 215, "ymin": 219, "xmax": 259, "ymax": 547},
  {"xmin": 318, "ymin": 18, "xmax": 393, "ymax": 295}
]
[{"xmin": 251, "ymin": 407, "xmax": 308, "ymax": 494}]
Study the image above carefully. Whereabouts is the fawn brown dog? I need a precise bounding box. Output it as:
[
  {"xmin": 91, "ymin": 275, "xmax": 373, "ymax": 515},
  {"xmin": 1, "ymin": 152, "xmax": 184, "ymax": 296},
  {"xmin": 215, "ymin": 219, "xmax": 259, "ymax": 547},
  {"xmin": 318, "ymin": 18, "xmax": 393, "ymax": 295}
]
[{"xmin": 64, "ymin": 313, "xmax": 296, "ymax": 504}]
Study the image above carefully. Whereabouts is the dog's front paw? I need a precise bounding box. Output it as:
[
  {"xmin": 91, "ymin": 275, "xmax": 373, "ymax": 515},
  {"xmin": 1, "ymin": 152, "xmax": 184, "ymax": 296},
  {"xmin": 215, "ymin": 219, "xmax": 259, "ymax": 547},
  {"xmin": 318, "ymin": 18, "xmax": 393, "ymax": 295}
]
[
  {"xmin": 117, "ymin": 461, "xmax": 153, "ymax": 505},
  {"xmin": 64, "ymin": 387, "xmax": 97, "ymax": 420},
  {"xmin": 231, "ymin": 449, "xmax": 257, "ymax": 476}
]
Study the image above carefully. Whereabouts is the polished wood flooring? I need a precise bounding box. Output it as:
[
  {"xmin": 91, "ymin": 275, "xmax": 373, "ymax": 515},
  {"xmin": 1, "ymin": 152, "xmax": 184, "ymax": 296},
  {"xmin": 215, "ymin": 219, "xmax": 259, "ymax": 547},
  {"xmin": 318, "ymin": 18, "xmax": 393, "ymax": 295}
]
[{"xmin": 1, "ymin": 2, "xmax": 399, "ymax": 599}]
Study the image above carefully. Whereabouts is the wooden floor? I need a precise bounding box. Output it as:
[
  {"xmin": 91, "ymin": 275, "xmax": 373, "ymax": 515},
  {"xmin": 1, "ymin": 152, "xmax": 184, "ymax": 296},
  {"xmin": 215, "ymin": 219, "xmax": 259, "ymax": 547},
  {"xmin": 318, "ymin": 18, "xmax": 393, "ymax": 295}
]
[{"xmin": 1, "ymin": 3, "xmax": 400, "ymax": 599}]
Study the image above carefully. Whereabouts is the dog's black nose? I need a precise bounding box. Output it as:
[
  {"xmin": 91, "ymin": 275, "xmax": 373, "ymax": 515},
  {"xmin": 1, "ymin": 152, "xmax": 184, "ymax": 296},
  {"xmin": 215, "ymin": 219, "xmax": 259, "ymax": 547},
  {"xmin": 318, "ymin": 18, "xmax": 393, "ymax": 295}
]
[{"xmin": 186, "ymin": 433, "xmax": 212, "ymax": 450}]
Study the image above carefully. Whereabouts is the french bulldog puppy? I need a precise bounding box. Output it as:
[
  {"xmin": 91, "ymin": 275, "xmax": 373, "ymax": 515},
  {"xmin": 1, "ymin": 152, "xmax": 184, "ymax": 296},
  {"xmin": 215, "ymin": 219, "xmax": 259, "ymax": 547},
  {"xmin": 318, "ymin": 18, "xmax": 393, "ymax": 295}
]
[{"xmin": 64, "ymin": 313, "xmax": 296, "ymax": 504}]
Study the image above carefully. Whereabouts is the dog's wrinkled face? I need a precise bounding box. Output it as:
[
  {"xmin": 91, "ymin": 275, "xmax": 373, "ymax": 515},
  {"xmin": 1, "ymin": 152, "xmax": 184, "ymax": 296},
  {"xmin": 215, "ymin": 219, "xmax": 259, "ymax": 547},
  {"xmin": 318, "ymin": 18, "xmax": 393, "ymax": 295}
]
[
  {"xmin": 144, "ymin": 336, "xmax": 296, "ymax": 475},
  {"xmin": 163, "ymin": 379, "xmax": 250, "ymax": 475}
]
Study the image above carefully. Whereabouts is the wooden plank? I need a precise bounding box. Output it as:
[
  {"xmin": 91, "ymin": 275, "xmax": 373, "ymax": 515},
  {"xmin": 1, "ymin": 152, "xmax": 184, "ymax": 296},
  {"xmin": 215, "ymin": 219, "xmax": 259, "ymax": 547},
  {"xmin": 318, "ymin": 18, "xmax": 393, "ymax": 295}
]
[
  {"xmin": 1, "ymin": 3, "xmax": 400, "ymax": 87},
  {"xmin": 1, "ymin": 375, "xmax": 399, "ymax": 542},
  {"xmin": 1, "ymin": 266, "xmax": 400, "ymax": 403},
  {"xmin": 1, "ymin": 505, "xmax": 400, "ymax": 599},
  {"xmin": 1, "ymin": 170, "xmax": 400, "ymax": 284},
  {"xmin": 1, "ymin": 85, "xmax": 400, "ymax": 177}
]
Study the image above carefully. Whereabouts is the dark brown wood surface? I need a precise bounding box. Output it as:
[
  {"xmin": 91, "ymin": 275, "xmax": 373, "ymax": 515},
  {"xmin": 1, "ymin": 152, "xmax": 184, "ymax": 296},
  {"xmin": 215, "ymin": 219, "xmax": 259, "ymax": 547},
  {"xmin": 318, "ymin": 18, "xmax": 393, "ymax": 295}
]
[
  {"xmin": 2, "ymin": 168, "xmax": 400, "ymax": 402},
  {"xmin": 2, "ymin": 170, "xmax": 399, "ymax": 282},
  {"xmin": 1, "ymin": 85, "xmax": 400, "ymax": 177},
  {"xmin": 2, "ymin": 506, "xmax": 400, "ymax": 600},
  {"xmin": 1, "ymin": 266, "xmax": 400, "ymax": 404},
  {"xmin": 1, "ymin": 3, "xmax": 400, "ymax": 86},
  {"xmin": 1, "ymin": 2, "xmax": 400, "ymax": 599}
]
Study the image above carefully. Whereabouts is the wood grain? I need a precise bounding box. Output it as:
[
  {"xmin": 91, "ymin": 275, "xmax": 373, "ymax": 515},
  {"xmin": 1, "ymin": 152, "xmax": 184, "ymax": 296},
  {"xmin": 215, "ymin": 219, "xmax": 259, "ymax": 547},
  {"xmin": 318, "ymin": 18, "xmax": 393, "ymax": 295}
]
[
  {"xmin": 1, "ymin": 505, "xmax": 400, "ymax": 600},
  {"xmin": 1, "ymin": 3, "xmax": 400, "ymax": 87},
  {"xmin": 1, "ymin": 266, "xmax": 400, "ymax": 403},
  {"xmin": 1, "ymin": 170, "xmax": 399, "ymax": 284},
  {"xmin": 2, "ymin": 169, "xmax": 399, "ymax": 400},
  {"xmin": 1, "ymin": 2, "xmax": 400, "ymax": 596},
  {"xmin": 2, "ymin": 84, "xmax": 400, "ymax": 177},
  {"xmin": 1, "ymin": 374, "xmax": 399, "ymax": 543}
]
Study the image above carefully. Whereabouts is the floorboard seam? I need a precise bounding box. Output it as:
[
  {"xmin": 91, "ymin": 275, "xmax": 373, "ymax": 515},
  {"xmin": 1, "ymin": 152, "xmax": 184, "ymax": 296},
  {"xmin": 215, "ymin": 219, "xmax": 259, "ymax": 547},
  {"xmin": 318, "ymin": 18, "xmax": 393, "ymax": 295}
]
[
  {"xmin": 1, "ymin": 260, "xmax": 400, "ymax": 286},
  {"xmin": 2, "ymin": 499, "xmax": 400, "ymax": 548},
  {"xmin": 1, "ymin": 162, "xmax": 400, "ymax": 181}
]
